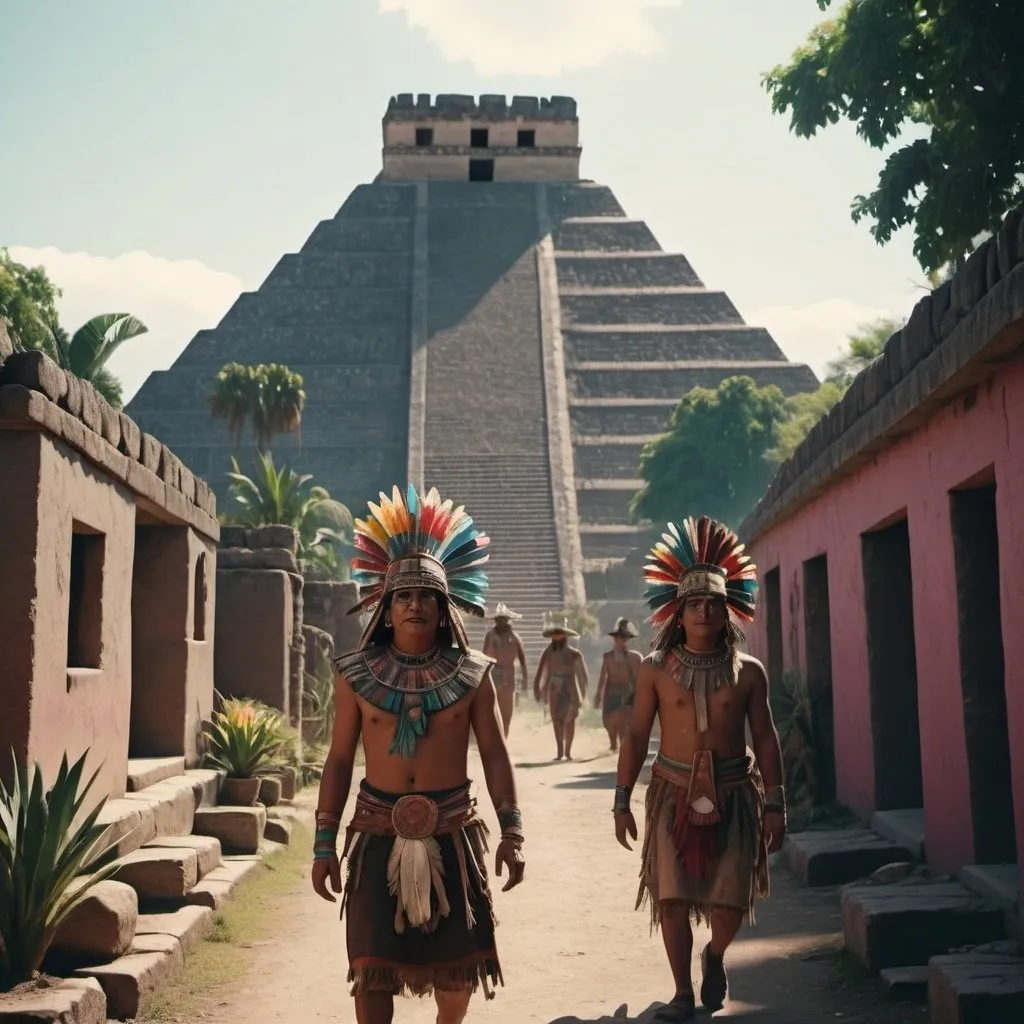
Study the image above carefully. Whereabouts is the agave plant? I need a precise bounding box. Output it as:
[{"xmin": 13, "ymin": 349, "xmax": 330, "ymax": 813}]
[
  {"xmin": 771, "ymin": 669, "xmax": 837, "ymax": 815},
  {"xmin": 203, "ymin": 698, "xmax": 287, "ymax": 779},
  {"xmin": 0, "ymin": 750, "xmax": 118, "ymax": 991},
  {"xmin": 303, "ymin": 662, "xmax": 337, "ymax": 747}
]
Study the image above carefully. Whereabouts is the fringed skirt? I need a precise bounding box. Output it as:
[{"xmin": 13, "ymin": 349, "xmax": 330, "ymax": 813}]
[
  {"xmin": 341, "ymin": 780, "xmax": 503, "ymax": 998},
  {"xmin": 636, "ymin": 751, "xmax": 769, "ymax": 928},
  {"xmin": 548, "ymin": 673, "xmax": 581, "ymax": 721}
]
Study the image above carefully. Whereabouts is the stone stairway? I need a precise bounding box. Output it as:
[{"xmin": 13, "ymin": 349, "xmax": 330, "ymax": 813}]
[
  {"xmin": 546, "ymin": 183, "xmax": 819, "ymax": 597},
  {"xmin": 47, "ymin": 756, "xmax": 306, "ymax": 1021},
  {"xmin": 421, "ymin": 182, "xmax": 565, "ymax": 670}
]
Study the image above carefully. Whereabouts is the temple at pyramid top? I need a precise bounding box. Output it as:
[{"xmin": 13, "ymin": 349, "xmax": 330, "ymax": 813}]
[{"xmin": 381, "ymin": 93, "xmax": 581, "ymax": 182}]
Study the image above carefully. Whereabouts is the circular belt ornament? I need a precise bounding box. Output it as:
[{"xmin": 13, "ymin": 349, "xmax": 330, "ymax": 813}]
[{"xmin": 392, "ymin": 794, "xmax": 439, "ymax": 839}]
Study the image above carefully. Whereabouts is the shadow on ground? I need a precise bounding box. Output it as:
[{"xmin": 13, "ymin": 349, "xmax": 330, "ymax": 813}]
[
  {"xmin": 516, "ymin": 756, "xmax": 606, "ymax": 770},
  {"xmin": 553, "ymin": 769, "xmax": 618, "ymax": 790}
]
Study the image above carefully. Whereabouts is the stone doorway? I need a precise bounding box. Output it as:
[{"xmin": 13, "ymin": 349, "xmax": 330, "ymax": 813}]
[
  {"xmin": 861, "ymin": 516, "xmax": 924, "ymax": 811},
  {"xmin": 950, "ymin": 477, "xmax": 1017, "ymax": 865},
  {"xmin": 803, "ymin": 554, "xmax": 836, "ymax": 804},
  {"xmin": 763, "ymin": 566, "xmax": 784, "ymax": 686}
]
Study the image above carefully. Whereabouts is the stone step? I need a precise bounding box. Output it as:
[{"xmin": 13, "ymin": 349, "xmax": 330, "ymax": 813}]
[
  {"xmin": 879, "ymin": 965, "xmax": 930, "ymax": 1002},
  {"xmin": 185, "ymin": 857, "xmax": 263, "ymax": 910},
  {"xmin": 192, "ymin": 805, "xmax": 268, "ymax": 855},
  {"xmin": 872, "ymin": 808, "xmax": 926, "ymax": 861},
  {"xmin": 143, "ymin": 834, "xmax": 222, "ymax": 879},
  {"xmin": 264, "ymin": 817, "xmax": 292, "ymax": 846},
  {"xmin": 111, "ymin": 847, "xmax": 199, "ymax": 902},
  {"xmin": 786, "ymin": 828, "xmax": 917, "ymax": 887},
  {"xmin": 928, "ymin": 948, "xmax": 1024, "ymax": 1023},
  {"xmin": 569, "ymin": 363, "xmax": 817, "ymax": 400},
  {"xmin": 135, "ymin": 904, "xmax": 214, "ymax": 957},
  {"xmin": 76, "ymin": 939, "xmax": 184, "ymax": 1020},
  {"xmin": 553, "ymin": 218, "xmax": 661, "ymax": 253},
  {"xmin": 563, "ymin": 325, "xmax": 784, "ymax": 364},
  {"xmin": 0, "ymin": 978, "xmax": 107, "ymax": 1024},
  {"xmin": 842, "ymin": 878, "xmax": 1006, "ymax": 971},
  {"xmin": 126, "ymin": 757, "xmax": 185, "ymax": 792}
]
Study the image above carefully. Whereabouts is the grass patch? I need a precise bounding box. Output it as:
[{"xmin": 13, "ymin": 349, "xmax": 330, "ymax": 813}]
[{"xmin": 138, "ymin": 823, "xmax": 311, "ymax": 1022}]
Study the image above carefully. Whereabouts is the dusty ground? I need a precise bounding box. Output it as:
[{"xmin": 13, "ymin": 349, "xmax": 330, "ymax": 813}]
[{"xmin": 191, "ymin": 702, "xmax": 927, "ymax": 1024}]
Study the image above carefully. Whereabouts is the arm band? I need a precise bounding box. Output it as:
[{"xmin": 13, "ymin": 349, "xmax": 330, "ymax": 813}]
[
  {"xmin": 497, "ymin": 805, "xmax": 525, "ymax": 843},
  {"xmin": 613, "ymin": 785, "xmax": 631, "ymax": 815}
]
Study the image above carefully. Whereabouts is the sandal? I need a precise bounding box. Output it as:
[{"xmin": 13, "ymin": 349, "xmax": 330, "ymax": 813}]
[
  {"xmin": 700, "ymin": 943, "xmax": 728, "ymax": 1011},
  {"xmin": 652, "ymin": 992, "xmax": 696, "ymax": 1022}
]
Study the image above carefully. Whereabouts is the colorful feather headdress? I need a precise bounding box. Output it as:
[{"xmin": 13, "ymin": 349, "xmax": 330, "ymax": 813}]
[
  {"xmin": 347, "ymin": 484, "xmax": 491, "ymax": 651},
  {"xmin": 643, "ymin": 516, "xmax": 758, "ymax": 647}
]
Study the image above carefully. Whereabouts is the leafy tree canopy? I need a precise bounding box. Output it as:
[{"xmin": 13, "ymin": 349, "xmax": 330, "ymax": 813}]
[
  {"xmin": 631, "ymin": 375, "xmax": 787, "ymax": 529},
  {"xmin": 209, "ymin": 362, "xmax": 306, "ymax": 451},
  {"xmin": 764, "ymin": 0, "xmax": 1024, "ymax": 272}
]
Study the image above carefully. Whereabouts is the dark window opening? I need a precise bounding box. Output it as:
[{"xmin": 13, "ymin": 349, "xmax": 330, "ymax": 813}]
[
  {"xmin": 68, "ymin": 525, "xmax": 105, "ymax": 670},
  {"xmin": 803, "ymin": 554, "xmax": 836, "ymax": 804},
  {"xmin": 415, "ymin": 127, "xmax": 433, "ymax": 146},
  {"xmin": 517, "ymin": 129, "xmax": 536, "ymax": 147},
  {"xmin": 470, "ymin": 127, "xmax": 489, "ymax": 148},
  {"xmin": 862, "ymin": 517, "xmax": 924, "ymax": 810},
  {"xmin": 951, "ymin": 480, "xmax": 1016, "ymax": 863},
  {"xmin": 763, "ymin": 567, "xmax": 783, "ymax": 688},
  {"xmin": 193, "ymin": 553, "xmax": 208, "ymax": 642},
  {"xmin": 469, "ymin": 158, "xmax": 494, "ymax": 182}
]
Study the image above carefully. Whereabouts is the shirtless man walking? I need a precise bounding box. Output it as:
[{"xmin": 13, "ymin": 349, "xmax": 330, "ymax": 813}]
[
  {"xmin": 312, "ymin": 486, "xmax": 525, "ymax": 1024},
  {"xmin": 533, "ymin": 619, "xmax": 589, "ymax": 761},
  {"xmin": 482, "ymin": 603, "xmax": 528, "ymax": 737},
  {"xmin": 614, "ymin": 516, "xmax": 785, "ymax": 1021},
  {"xmin": 594, "ymin": 617, "xmax": 642, "ymax": 753}
]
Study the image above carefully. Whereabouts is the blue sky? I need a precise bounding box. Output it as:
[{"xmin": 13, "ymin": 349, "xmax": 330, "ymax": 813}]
[{"xmin": 2, "ymin": 0, "xmax": 927, "ymax": 402}]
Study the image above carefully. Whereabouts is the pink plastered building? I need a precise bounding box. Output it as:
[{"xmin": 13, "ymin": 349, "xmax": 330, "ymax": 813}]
[{"xmin": 741, "ymin": 210, "xmax": 1024, "ymax": 903}]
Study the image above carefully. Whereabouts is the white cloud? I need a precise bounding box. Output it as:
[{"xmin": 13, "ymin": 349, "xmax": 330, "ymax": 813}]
[
  {"xmin": 750, "ymin": 296, "xmax": 916, "ymax": 380},
  {"xmin": 7, "ymin": 246, "xmax": 243, "ymax": 405},
  {"xmin": 379, "ymin": 0, "xmax": 684, "ymax": 76}
]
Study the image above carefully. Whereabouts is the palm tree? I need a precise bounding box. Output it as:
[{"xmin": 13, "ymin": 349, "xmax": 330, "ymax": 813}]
[
  {"xmin": 49, "ymin": 313, "xmax": 148, "ymax": 408},
  {"xmin": 222, "ymin": 452, "xmax": 352, "ymax": 578},
  {"xmin": 209, "ymin": 362, "xmax": 305, "ymax": 452}
]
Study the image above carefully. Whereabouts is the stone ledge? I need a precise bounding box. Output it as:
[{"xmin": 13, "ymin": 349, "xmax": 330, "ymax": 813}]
[
  {"xmin": 928, "ymin": 949, "xmax": 1024, "ymax": 1024},
  {"xmin": 75, "ymin": 944, "xmax": 183, "ymax": 1019},
  {"xmin": 785, "ymin": 828, "xmax": 916, "ymax": 887},
  {"xmin": 184, "ymin": 857, "xmax": 262, "ymax": 910},
  {"xmin": 386, "ymin": 93, "xmax": 577, "ymax": 121},
  {"xmin": 742, "ymin": 207, "xmax": 1024, "ymax": 542},
  {"xmin": 126, "ymin": 757, "xmax": 185, "ymax": 792},
  {"xmin": 0, "ymin": 366, "xmax": 218, "ymax": 540},
  {"xmin": 0, "ymin": 977, "xmax": 107, "ymax": 1024}
]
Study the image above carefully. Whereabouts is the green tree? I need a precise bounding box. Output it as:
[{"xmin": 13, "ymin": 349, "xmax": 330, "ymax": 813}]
[
  {"xmin": 0, "ymin": 251, "xmax": 148, "ymax": 407},
  {"xmin": 769, "ymin": 317, "xmax": 904, "ymax": 462},
  {"xmin": 764, "ymin": 1, "xmax": 1024, "ymax": 272},
  {"xmin": 223, "ymin": 451, "xmax": 352, "ymax": 578},
  {"xmin": 632, "ymin": 376, "xmax": 787, "ymax": 528},
  {"xmin": 209, "ymin": 362, "xmax": 306, "ymax": 451}
]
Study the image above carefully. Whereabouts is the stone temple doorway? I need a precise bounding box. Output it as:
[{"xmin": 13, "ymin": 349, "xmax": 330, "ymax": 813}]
[
  {"xmin": 861, "ymin": 516, "xmax": 924, "ymax": 812},
  {"xmin": 950, "ymin": 475, "xmax": 1017, "ymax": 865}
]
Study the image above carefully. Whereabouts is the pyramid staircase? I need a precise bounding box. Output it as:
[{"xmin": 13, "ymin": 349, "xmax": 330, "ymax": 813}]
[{"xmin": 46, "ymin": 757, "xmax": 306, "ymax": 1021}]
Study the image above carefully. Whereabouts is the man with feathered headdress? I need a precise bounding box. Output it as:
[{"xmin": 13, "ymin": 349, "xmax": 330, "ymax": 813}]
[
  {"xmin": 311, "ymin": 486, "xmax": 525, "ymax": 1024},
  {"xmin": 613, "ymin": 516, "xmax": 785, "ymax": 1022}
]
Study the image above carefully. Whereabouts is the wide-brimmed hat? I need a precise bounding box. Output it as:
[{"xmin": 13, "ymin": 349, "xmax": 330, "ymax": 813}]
[
  {"xmin": 608, "ymin": 617, "xmax": 638, "ymax": 638},
  {"xmin": 491, "ymin": 602, "xmax": 522, "ymax": 621},
  {"xmin": 542, "ymin": 617, "xmax": 580, "ymax": 639}
]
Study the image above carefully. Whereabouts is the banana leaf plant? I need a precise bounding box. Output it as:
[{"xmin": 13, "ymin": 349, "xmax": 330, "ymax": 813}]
[
  {"xmin": 203, "ymin": 698, "xmax": 287, "ymax": 779},
  {"xmin": 0, "ymin": 750, "xmax": 118, "ymax": 991}
]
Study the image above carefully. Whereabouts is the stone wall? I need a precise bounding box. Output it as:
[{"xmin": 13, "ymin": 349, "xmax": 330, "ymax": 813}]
[
  {"xmin": 302, "ymin": 580, "xmax": 362, "ymax": 656},
  {"xmin": 214, "ymin": 526, "xmax": 303, "ymax": 723},
  {"xmin": 740, "ymin": 206, "xmax": 1024, "ymax": 543},
  {"xmin": 385, "ymin": 93, "xmax": 578, "ymax": 122}
]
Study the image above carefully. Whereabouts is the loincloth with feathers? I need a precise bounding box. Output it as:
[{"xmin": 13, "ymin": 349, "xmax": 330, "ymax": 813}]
[{"xmin": 340, "ymin": 780, "xmax": 502, "ymax": 998}]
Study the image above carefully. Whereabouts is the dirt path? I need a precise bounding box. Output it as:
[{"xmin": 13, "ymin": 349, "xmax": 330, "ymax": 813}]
[{"xmin": 193, "ymin": 703, "xmax": 926, "ymax": 1024}]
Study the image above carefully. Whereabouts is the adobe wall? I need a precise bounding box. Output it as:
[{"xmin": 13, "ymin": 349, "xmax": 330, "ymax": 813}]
[
  {"xmin": 303, "ymin": 580, "xmax": 362, "ymax": 656},
  {"xmin": 741, "ymin": 206, "xmax": 1024, "ymax": 880}
]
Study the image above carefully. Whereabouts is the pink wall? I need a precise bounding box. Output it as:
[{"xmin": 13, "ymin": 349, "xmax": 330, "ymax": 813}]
[{"xmin": 748, "ymin": 356, "xmax": 1024, "ymax": 876}]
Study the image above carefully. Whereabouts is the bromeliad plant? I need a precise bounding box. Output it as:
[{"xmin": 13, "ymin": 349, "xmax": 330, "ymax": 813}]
[
  {"xmin": 203, "ymin": 697, "xmax": 287, "ymax": 779},
  {"xmin": 0, "ymin": 750, "xmax": 118, "ymax": 992}
]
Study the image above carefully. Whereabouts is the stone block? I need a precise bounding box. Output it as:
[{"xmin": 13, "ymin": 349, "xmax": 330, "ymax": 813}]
[
  {"xmin": 76, "ymin": 944, "xmax": 183, "ymax": 1019},
  {"xmin": 272, "ymin": 766, "xmax": 297, "ymax": 800},
  {"xmin": 140, "ymin": 432, "xmax": 162, "ymax": 473},
  {"xmin": 871, "ymin": 808, "xmax": 926, "ymax": 861},
  {"xmin": 195, "ymin": 477, "xmax": 215, "ymax": 516},
  {"xmin": 78, "ymin": 380, "xmax": 103, "ymax": 434},
  {"xmin": 192, "ymin": 805, "xmax": 267, "ymax": 854},
  {"xmin": 785, "ymin": 828, "xmax": 916, "ymax": 887},
  {"xmin": 126, "ymin": 756, "xmax": 185, "ymax": 792},
  {"xmin": 112, "ymin": 847, "xmax": 199, "ymax": 901},
  {"xmin": 157, "ymin": 445, "xmax": 181, "ymax": 489},
  {"xmin": 144, "ymin": 834, "xmax": 222, "ymax": 878},
  {"xmin": 50, "ymin": 881, "xmax": 139, "ymax": 964},
  {"xmin": 258, "ymin": 775, "xmax": 282, "ymax": 807},
  {"xmin": 0, "ymin": 349, "xmax": 67, "ymax": 401},
  {"xmin": 61, "ymin": 371, "xmax": 82, "ymax": 417},
  {"xmin": 928, "ymin": 951, "xmax": 1024, "ymax": 1024},
  {"xmin": 842, "ymin": 880, "xmax": 1005, "ymax": 971},
  {"xmin": 117, "ymin": 412, "xmax": 141, "ymax": 459},
  {"xmin": 879, "ymin": 965, "xmax": 929, "ymax": 1002},
  {"xmin": 219, "ymin": 525, "xmax": 247, "ymax": 548},
  {"xmin": 98, "ymin": 399, "xmax": 121, "ymax": 449},
  {"xmin": 185, "ymin": 767, "xmax": 222, "ymax": 807},
  {"xmin": 247, "ymin": 524, "xmax": 299, "ymax": 552},
  {"xmin": 0, "ymin": 977, "xmax": 107, "ymax": 1024},
  {"xmin": 264, "ymin": 817, "xmax": 292, "ymax": 846},
  {"xmin": 184, "ymin": 857, "xmax": 262, "ymax": 909},
  {"xmin": 94, "ymin": 798, "xmax": 157, "ymax": 862},
  {"xmin": 123, "ymin": 776, "xmax": 195, "ymax": 836},
  {"xmin": 135, "ymin": 904, "xmax": 213, "ymax": 956},
  {"xmin": 217, "ymin": 546, "xmax": 299, "ymax": 572},
  {"xmin": 178, "ymin": 462, "xmax": 196, "ymax": 503}
]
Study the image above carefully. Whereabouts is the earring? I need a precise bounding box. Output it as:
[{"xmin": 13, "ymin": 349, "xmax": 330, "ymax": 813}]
[{"xmin": 384, "ymin": 614, "xmax": 393, "ymax": 627}]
